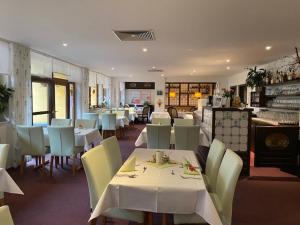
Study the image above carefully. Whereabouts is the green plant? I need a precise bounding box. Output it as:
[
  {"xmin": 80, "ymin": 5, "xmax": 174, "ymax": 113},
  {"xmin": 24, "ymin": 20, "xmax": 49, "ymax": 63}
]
[
  {"xmin": 0, "ymin": 84, "xmax": 14, "ymax": 114},
  {"xmin": 245, "ymin": 66, "xmax": 267, "ymax": 89}
]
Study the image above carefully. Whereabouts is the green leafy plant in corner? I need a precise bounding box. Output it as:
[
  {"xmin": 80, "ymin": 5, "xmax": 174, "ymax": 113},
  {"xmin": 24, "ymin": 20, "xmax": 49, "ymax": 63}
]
[
  {"xmin": 0, "ymin": 83, "xmax": 14, "ymax": 115},
  {"xmin": 245, "ymin": 66, "xmax": 267, "ymax": 89}
]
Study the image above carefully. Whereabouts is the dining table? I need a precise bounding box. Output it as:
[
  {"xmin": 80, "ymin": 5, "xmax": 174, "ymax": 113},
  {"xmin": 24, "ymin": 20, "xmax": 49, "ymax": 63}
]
[
  {"xmin": 43, "ymin": 127, "xmax": 102, "ymax": 150},
  {"xmin": 135, "ymin": 126, "xmax": 210, "ymax": 147},
  {"xmin": 99, "ymin": 115, "xmax": 129, "ymax": 128},
  {"xmin": 149, "ymin": 111, "xmax": 171, "ymax": 121},
  {"xmin": 90, "ymin": 148, "xmax": 222, "ymax": 225}
]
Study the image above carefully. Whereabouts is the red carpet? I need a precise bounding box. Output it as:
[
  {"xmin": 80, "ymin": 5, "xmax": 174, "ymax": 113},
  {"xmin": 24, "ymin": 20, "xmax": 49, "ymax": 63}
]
[{"xmin": 4, "ymin": 124, "xmax": 300, "ymax": 225}]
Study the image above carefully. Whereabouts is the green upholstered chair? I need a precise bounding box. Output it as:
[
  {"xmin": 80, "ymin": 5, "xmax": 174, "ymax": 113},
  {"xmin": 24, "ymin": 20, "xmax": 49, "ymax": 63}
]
[
  {"xmin": 203, "ymin": 139, "xmax": 226, "ymax": 192},
  {"xmin": 81, "ymin": 145, "xmax": 144, "ymax": 225},
  {"xmin": 173, "ymin": 149, "xmax": 243, "ymax": 225},
  {"xmin": 83, "ymin": 113, "xmax": 100, "ymax": 129},
  {"xmin": 151, "ymin": 118, "xmax": 171, "ymax": 125},
  {"xmin": 101, "ymin": 113, "xmax": 118, "ymax": 138},
  {"xmin": 101, "ymin": 136, "xmax": 122, "ymax": 176},
  {"xmin": 51, "ymin": 118, "xmax": 72, "ymax": 126},
  {"xmin": 75, "ymin": 119, "xmax": 96, "ymax": 129},
  {"xmin": 174, "ymin": 118, "xmax": 194, "ymax": 126},
  {"xmin": 174, "ymin": 125, "xmax": 200, "ymax": 151},
  {"xmin": 0, "ymin": 205, "xmax": 14, "ymax": 225},
  {"xmin": 48, "ymin": 126, "xmax": 84, "ymax": 176},
  {"xmin": 16, "ymin": 126, "xmax": 47, "ymax": 175},
  {"xmin": 146, "ymin": 124, "xmax": 171, "ymax": 149},
  {"xmin": 0, "ymin": 144, "xmax": 9, "ymax": 204}
]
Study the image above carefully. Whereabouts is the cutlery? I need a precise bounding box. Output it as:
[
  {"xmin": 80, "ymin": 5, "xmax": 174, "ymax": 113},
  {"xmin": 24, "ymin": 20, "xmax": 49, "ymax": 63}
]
[
  {"xmin": 180, "ymin": 175, "xmax": 201, "ymax": 180},
  {"xmin": 143, "ymin": 166, "xmax": 147, "ymax": 173},
  {"xmin": 171, "ymin": 170, "xmax": 175, "ymax": 175},
  {"xmin": 116, "ymin": 174, "xmax": 137, "ymax": 178}
]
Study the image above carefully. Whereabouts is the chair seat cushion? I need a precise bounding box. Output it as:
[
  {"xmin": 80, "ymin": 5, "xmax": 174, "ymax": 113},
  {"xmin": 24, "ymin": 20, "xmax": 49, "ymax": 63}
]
[
  {"xmin": 173, "ymin": 213, "xmax": 207, "ymax": 224},
  {"xmin": 102, "ymin": 208, "xmax": 144, "ymax": 223}
]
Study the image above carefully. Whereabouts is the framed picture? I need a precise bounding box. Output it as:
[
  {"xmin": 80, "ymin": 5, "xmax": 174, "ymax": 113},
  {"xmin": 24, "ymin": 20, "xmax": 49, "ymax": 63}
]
[
  {"xmin": 213, "ymin": 96, "xmax": 222, "ymax": 107},
  {"xmin": 157, "ymin": 90, "xmax": 163, "ymax": 95}
]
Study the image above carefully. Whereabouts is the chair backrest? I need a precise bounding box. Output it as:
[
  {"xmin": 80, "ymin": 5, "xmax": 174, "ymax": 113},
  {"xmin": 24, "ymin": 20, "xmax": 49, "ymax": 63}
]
[
  {"xmin": 16, "ymin": 126, "xmax": 46, "ymax": 156},
  {"xmin": 81, "ymin": 145, "xmax": 112, "ymax": 210},
  {"xmin": 101, "ymin": 136, "xmax": 122, "ymax": 176},
  {"xmin": 102, "ymin": 113, "xmax": 117, "ymax": 131},
  {"xmin": 51, "ymin": 118, "xmax": 72, "ymax": 127},
  {"xmin": 48, "ymin": 127, "xmax": 75, "ymax": 156},
  {"xmin": 205, "ymin": 138, "xmax": 226, "ymax": 192},
  {"xmin": 75, "ymin": 119, "xmax": 96, "ymax": 129},
  {"xmin": 174, "ymin": 118, "xmax": 194, "ymax": 126},
  {"xmin": 215, "ymin": 149, "xmax": 243, "ymax": 225},
  {"xmin": 82, "ymin": 113, "xmax": 99, "ymax": 128},
  {"xmin": 124, "ymin": 109, "xmax": 130, "ymax": 120},
  {"xmin": 142, "ymin": 106, "xmax": 150, "ymax": 116},
  {"xmin": 174, "ymin": 125, "xmax": 200, "ymax": 151},
  {"xmin": 146, "ymin": 124, "xmax": 171, "ymax": 149},
  {"xmin": 0, "ymin": 206, "xmax": 14, "ymax": 225},
  {"xmin": 168, "ymin": 107, "xmax": 178, "ymax": 119},
  {"xmin": 0, "ymin": 144, "xmax": 9, "ymax": 169},
  {"xmin": 152, "ymin": 118, "xmax": 171, "ymax": 125}
]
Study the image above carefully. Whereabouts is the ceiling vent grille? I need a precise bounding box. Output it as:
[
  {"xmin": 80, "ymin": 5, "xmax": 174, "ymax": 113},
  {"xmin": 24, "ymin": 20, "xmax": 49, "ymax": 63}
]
[
  {"xmin": 113, "ymin": 30, "xmax": 155, "ymax": 41},
  {"xmin": 148, "ymin": 68, "xmax": 164, "ymax": 72}
]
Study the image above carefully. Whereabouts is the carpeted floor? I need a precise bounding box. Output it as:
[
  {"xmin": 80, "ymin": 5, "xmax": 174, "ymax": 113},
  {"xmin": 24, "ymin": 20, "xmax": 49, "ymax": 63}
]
[{"xmin": 5, "ymin": 124, "xmax": 300, "ymax": 225}]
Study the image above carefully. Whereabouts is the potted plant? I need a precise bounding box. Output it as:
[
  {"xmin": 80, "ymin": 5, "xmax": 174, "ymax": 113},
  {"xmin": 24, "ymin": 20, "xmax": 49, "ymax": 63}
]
[
  {"xmin": 0, "ymin": 83, "xmax": 14, "ymax": 122},
  {"xmin": 245, "ymin": 66, "xmax": 267, "ymax": 91}
]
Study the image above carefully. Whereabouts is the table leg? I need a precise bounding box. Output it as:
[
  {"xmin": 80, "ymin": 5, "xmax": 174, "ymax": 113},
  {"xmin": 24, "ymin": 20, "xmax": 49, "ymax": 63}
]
[{"xmin": 162, "ymin": 213, "xmax": 168, "ymax": 225}]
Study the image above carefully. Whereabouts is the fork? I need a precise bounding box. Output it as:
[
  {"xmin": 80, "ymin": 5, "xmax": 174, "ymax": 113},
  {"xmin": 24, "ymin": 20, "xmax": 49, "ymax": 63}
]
[{"xmin": 116, "ymin": 174, "xmax": 137, "ymax": 178}]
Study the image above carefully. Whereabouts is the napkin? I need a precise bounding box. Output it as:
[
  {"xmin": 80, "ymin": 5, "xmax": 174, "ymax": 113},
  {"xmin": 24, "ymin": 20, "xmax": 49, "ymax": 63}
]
[
  {"xmin": 119, "ymin": 157, "xmax": 136, "ymax": 172},
  {"xmin": 183, "ymin": 163, "xmax": 200, "ymax": 175}
]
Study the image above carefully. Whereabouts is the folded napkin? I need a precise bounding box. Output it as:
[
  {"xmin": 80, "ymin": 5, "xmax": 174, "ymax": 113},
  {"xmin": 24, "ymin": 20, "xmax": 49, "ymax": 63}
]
[
  {"xmin": 119, "ymin": 157, "xmax": 136, "ymax": 172},
  {"xmin": 183, "ymin": 163, "xmax": 200, "ymax": 175}
]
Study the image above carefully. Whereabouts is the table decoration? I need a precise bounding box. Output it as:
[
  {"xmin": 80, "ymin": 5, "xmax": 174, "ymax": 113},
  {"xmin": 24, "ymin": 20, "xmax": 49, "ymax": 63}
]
[
  {"xmin": 146, "ymin": 151, "xmax": 178, "ymax": 168},
  {"xmin": 183, "ymin": 159, "xmax": 200, "ymax": 175}
]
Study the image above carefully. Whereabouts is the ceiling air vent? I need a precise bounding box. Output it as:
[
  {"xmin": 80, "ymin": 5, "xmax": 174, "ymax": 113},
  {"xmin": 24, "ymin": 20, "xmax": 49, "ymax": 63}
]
[
  {"xmin": 148, "ymin": 68, "xmax": 164, "ymax": 72},
  {"xmin": 113, "ymin": 30, "xmax": 155, "ymax": 41}
]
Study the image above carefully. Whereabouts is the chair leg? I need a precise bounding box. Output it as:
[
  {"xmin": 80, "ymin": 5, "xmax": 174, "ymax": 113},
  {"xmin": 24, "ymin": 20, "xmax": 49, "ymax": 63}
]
[
  {"xmin": 35, "ymin": 156, "xmax": 39, "ymax": 167},
  {"xmin": 162, "ymin": 213, "xmax": 168, "ymax": 225},
  {"xmin": 50, "ymin": 156, "xmax": 54, "ymax": 177},
  {"xmin": 66, "ymin": 157, "xmax": 69, "ymax": 165},
  {"xmin": 55, "ymin": 156, "xmax": 59, "ymax": 168},
  {"xmin": 41, "ymin": 156, "xmax": 45, "ymax": 176},
  {"xmin": 20, "ymin": 155, "xmax": 25, "ymax": 175},
  {"xmin": 147, "ymin": 212, "xmax": 153, "ymax": 225},
  {"xmin": 61, "ymin": 156, "xmax": 64, "ymax": 168},
  {"xmin": 72, "ymin": 155, "xmax": 76, "ymax": 176},
  {"xmin": 90, "ymin": 218, "xmax": 97, "ymax": 225},
  {"xmin": 100, "ymin": 216, "xmax": 107, "ymax": 225}
]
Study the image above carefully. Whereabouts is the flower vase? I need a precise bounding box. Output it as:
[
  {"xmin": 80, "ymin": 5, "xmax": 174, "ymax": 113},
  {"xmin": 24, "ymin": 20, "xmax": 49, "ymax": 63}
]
[{"xmin": 225, "ymin": 97, "xmax": 231, "ymax": 108}]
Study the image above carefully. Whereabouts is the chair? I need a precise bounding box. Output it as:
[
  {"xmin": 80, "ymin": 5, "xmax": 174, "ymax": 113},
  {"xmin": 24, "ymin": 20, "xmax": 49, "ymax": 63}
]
[
  {"xmin": 16, "ymin": 126, "xmax": 47, "ymax": 175},
  {"xmin": 146, "ymin": 124, "xmax": 171, "ymax": 149},
  {"xmin": 173, "ymin": 149, "xmax": 243, "ymax": 225},
  {"xmin": 81, "ymin": 146, "xmax": 144, "ymax": 225},
  {"xmin": 0, "ymin": 205, "xmax": 14, "ymax": 225},
  {"xmin": 83, "ymin": 113, "xmax": 100, "ymax": 129},
  {"xmin": 0, "ymin": 144, "xmax": 9, "ymax": 205},
  {"xmin": 75, "ymin": 119, "xmax": 96, "ymax": 129},
  {"xmin": 151, "ymin": 118, "xmax": 171, "ymax": 125},
  {"xmin": 174, "ymin": 125, "xmax": 200, "ymax": 151},
  {"xmin": 168, "ymin": 107, "xmax": 178, "ymax": 125},
  {"xmin": 48, "ymin": 127, "xmax": 84, "ymax": 176},
  {"xmin": 203, "ymin": 139, "xmax": 226, "ymax": 192},
  {"xmin": 102, "ymin": 113, "xmax": 118, "ymax": 138},
  {"xmin": 174, "ymin": 118, "xmax": 194, "ymax": 126},
  {"xmin": 138, "ymin": 106, "xmax": 150, "ymax": 123},
  {"xmin": 51, "ymin": 118, "xmax": 72, "ymax": 126},
  {"xmin": 101, "ymin": 136, "xmax": 122, "ymax": 176}
]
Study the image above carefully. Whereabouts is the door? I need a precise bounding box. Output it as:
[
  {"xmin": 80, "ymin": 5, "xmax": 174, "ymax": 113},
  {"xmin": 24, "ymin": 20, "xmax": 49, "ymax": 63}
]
[
  {"xmin": 32, "ymin": 77, "xmax": 53, "ymax": 126},
  {"xmin": 54, "ymin": 78, "xmax": 69, "ymax": 119}
]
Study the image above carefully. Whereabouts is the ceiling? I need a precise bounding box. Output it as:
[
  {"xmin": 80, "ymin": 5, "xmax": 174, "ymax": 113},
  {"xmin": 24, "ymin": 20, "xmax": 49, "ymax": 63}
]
[{"xmin": 0, "ymin": 0, "xmax": 300, "ymax": 78}]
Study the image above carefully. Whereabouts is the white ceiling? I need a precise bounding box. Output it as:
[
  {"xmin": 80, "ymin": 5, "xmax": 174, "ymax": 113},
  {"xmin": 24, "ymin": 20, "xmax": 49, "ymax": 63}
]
[{"xmin": 0, "ymin": 0, "xmax": 300, "ymax": 78}]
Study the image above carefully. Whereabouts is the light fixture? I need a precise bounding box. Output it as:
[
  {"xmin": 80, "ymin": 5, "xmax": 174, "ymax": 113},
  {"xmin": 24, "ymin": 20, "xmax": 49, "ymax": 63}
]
[
  {"xmin": 194, "ymin": 92, "xmax": 202, "ymax": 98},
  {"xmin": 131, "ymin": 34, "xmax": 136, "ymax": 38},
  {"xmin": 62, "ymin": 43, "xmax": 68, "ymax": 47},
  {"xmin": 226, "ymin": 59, "xmax": 230, "ymax": 63},
  {"xmin": 265, "ymin": 46, "xmax": 272, "ymax": 51},
  {"xmin": 226, "ymin": 66, "xmax": 231, "ymax": 70},
  {"xmin": 169, "ymin": 91, "xmax": 176, "ymax": 98},
  {"xmin": 161, "ymin": 74, "xmax": 165, "ymax": 77},
  {"xmin": 111, "ymin": 67, "xmax": 115, "ymax": 71},
  {"xmin": 142, "ymin": 48, "xmax": 148, "ymax": 52},
  {"xmin": 152, "ymin": 66, "xmax": 156, "ymax": 69}
]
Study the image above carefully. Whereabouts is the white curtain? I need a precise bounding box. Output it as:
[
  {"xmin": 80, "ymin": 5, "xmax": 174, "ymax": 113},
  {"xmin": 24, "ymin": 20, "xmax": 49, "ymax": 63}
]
[
  {"xmin": 89, "ymin": 71, "xmax": 97, "ymax": 86},
  {"xmin": 80, "ymin": 68, "xmax": 89, "ymax": 116},
  {"xmin": 30, "ymin": 51, "xmax": 52, "ymax": 77},
  {"xmin": 0, "ymin": 40, "xmax": 10, "ymax": 75},
  {"xmin": 7, "ymin": 43, "xmax": 31, "ymax": 168}
]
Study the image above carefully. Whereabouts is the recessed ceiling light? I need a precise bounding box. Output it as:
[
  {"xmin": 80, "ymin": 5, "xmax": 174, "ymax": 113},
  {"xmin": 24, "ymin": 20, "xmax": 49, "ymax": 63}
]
[
  {"xmin": 62, "ymin": 43, "xmax": 68, "ymax": 47},
  {"xmin": 142, "ymin": 48, "xmax": 148, "ymax": 52},
  {"xmin": 226, "ymin": 59, "xmax": 230, "ymax": 63},
  {"xmin": 161, "ymin": 74, "xmax": 165, "ymax": 77},
  {"xmin": 265, "ymin": 46, "xmax": 272, "ymax": 50},
  {"xmin": 226, "ymin": 66, "xmax": 231, "ymax": 70},
  {"xmin": 111, "ymin": 67, "xmax": 115, "ymax": 71},
  {"xmin": 131, "ymin": 34, "xmax": 136, "ymax": 38},
  {"xmin": 152, "ymin": 66, "xmax": 156, "ymax": 69}
]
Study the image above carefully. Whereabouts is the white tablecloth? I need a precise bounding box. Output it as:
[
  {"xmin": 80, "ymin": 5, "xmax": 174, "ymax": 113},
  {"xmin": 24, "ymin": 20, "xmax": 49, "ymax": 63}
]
[
  {"xmin": 0, "ymin": 168, "xmax": 24, "ymax": 195},
  {"xmin": 178, "ymin": 112, "xmax": 194, "ymax": 119},
  {"xmin": 129, "ymin": 112, "xmax": 138, "ymax": 122},
  {"xmin": 149, "ymin": 112, "xmax": 171, "ymax": 121},
  {"xmin": 99, "ymin": 116, "xmax": 129, "ymax": 128},
  {"xmin": 135, "ymin": 127, "xmax": 209, "ymax": 147},
  {"xmin": 90, "ymin": 148, "xmax": 222, "ymax": 225},
  {"xmin": 43, "ymin": 128, "xmax": 102, "ymax": 150}
]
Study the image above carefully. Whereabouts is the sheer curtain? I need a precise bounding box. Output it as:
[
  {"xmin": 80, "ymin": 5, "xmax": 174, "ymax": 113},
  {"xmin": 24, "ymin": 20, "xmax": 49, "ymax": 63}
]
[{"xmin": 0, "ymin": 40, "xmax": 10, "ymax": 75}]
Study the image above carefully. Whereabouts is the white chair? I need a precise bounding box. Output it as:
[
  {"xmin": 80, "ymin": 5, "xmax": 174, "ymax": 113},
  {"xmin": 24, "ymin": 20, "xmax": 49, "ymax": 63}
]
[
  {"xmin": 174, "ymin": 118, "xmax": 194, "ymax": 126},
  {"xmin": 75, "ymin": 119, "xmax": 96, "ymax": 129},
  {"xmin": 146, "ymin": 124, "xmax": 171, "ymax": 149},
  {"xmin": 81, "ymin": 145, "xmax": 144, "ymax": 225},
  {"xmin": 0, "ymin": 205, "xmax": 14, "ymax": 225},
  {"xmin": 51, "ymin": 118, "xmax": 72, "ymax": 126},
  {"xmin": 173, "ymin": 149, "xmax": 243, "ymax": 225},
  {"xmin": 174, "ymin": 125, "xmax": 200, "ymax": 151},
  {"xmin": 83, "ymin": 113, "xmax": 100, "ymax": 129},
  {"xmin": 102, "ymin": 113, "xmax": 118, "ymax": 138},
  {"xmin": 203, "ymin": 139, "xmax": 226, "ymax": 192},
  {"xmin": 0, "ymin": 144, "xmax": 9, "ymax": 205},
  {"xmin": 151, "ymin": 118, "xmax": 171, "ymax": 125}
]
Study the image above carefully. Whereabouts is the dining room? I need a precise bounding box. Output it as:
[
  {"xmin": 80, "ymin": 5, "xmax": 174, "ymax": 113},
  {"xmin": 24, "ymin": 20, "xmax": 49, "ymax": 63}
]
[{"xmin": 0, "ymin": 1, "xmax": 300, "ymax": 225}]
